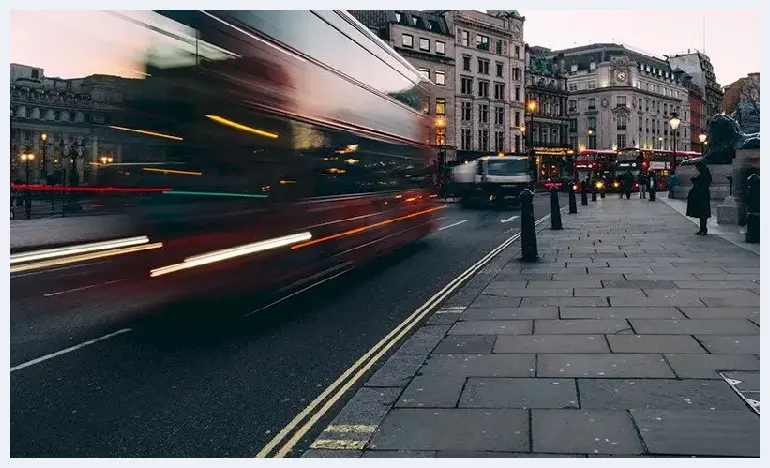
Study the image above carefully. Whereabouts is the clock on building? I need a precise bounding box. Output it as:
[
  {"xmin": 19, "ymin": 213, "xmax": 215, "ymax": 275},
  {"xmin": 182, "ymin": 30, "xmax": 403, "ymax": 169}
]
[
  {"xmin": 616, "ymin": 71, "xmax": 627, "ymax": 82},
  {"xmin": 512, "ymin": 25, "xmax": 521, "ymax": 39}
]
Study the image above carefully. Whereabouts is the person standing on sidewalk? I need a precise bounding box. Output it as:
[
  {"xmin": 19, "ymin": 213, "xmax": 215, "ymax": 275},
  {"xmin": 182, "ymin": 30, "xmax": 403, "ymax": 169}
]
[
  {"xmin": 648, "ymin": 171, "xmax": 657, "ymax": 201},
  {"xmin": 637, "ymin": 171, "xmax": 648, "ymax": 199},
  {"xmin": 622, "ymin": 170, "xmax": 634, "ymax": 200},
  {"xmin": 686, "ymin": 161, "xmax": 712, "ymax": 235}
]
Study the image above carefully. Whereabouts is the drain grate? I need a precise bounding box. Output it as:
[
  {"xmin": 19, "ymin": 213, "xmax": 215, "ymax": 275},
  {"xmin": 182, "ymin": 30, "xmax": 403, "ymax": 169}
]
[{"xmin": 720, "ymin": 371, "xmax": 760, "ymax": 415}]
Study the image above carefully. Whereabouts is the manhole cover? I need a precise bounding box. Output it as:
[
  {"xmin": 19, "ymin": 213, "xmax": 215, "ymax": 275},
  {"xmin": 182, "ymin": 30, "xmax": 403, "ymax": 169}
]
[{"xmin": 720, "ymin": 371, "xmax": 760, "ymax": 414}]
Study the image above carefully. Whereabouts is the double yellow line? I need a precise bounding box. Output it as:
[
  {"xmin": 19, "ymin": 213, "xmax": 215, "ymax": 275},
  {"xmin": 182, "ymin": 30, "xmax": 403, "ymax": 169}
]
[{"xmin": 256, "ymin": 213, "xmax": 553, "ymax": 457}]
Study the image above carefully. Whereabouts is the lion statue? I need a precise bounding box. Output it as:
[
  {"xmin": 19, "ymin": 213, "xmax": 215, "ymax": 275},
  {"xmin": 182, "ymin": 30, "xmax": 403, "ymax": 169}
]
[{"xmin": 682, "ymin": 113, "xmax": 759, "ymax": 165}]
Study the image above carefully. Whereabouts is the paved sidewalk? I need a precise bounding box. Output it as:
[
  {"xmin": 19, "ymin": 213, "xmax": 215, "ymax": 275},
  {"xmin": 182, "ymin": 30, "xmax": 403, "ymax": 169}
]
[{"xmin": 304, "ymin": 196, "xmax": 760, "ymax": 458}]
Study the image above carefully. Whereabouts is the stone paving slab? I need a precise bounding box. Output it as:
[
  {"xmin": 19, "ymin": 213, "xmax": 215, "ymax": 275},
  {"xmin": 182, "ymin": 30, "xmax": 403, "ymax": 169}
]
[
  {"xmin": 579, "ymin": 379, "xmax": 748, "ymax": 411},
  {"xmin": 537, "ymin": 354, "xmax": 675, "ymax": 378},
  {"xmin": 494, "ymin": 335, "xmax": 609, "ymax": 354},
  {"xmin": 368, "ymin": 409, "xmax": 530, "ymax": 452},
  {"xmin": 606, "ymin": 335, "xmax": 706, "ymax": 354},
  {"xmin": 534, "ymin": 320, "xmax": 632, "ymax": 335},
  {"xmin": 532, "ymin": 410, "xmax": 644, "ymax": 455},
  {"xmin": 366, "ymin": 353, "xmax": 428, "ymax": 387},
  {"xmin": 460, "ymin": 307, "xmax": 558, "ymax": 321},
  {"xmin": 396, "ymin": 376, "xmax": 465, "ymax": 408},
  {"xmin": 460, "ymin": 378, "xmax": 579, "ymax": 409},
  {"xmin": 467, "ymin": 295, "xmax": 523, "ymax": 308},
  {"xmin": 673, "ymin": 280, "xmax": 760, "ymax": 289},
  {"xmin": 521, "ymin": 297, "xmax": 609, "ymax": 307},
  {"xmin": 560, "ymin": 307, "xmax": 685, "ymax": 320},
  {"xmin": 433, "ymin": 335, "xmax": 496, "ymax": 354},
  {"xmin": 449, "ymin": 320, "xmax": 533, "ymax": 336},
  {"xmin": 696, "ymin": 335, "xmax": 760, "ymax": 354},
  {"xmin": 419, "ymin": 353, "xmax": 536, "ymax": 378},
  {"xmin": 664, "ymin": 354, "xmax": 760, "ymax": 379},
  {"xmin": 630, "ymin": 410, "xmax": 759, "ymax": 457},
  {"xmin": 397, "ymin": 325, "xmax": 451, "ymax": 355},
  {"xmin": 680, "ymin": 307, "xmax": 759, "ymax": 321},
  {"xmin": 629, "ymin": 319, "xmax": 759, "ymax": 335},
  {"xmin": 601, "ymin": 279, "xmax": 677, "ymax": 289}
]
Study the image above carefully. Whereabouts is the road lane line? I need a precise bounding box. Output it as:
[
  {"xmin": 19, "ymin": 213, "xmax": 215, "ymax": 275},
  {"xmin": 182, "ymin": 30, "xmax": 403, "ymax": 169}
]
[
  {"xmin": 257, "ymin": 212, "xmax": 554, "ymax": 458},
  {"xmin": 437, "ymin": 219, "xmax": 467, "ymax": 231},
  {"xmin": 500, "ymin": 215, "xmax": 519, "ymax": 223},
  {"xmin": 10, "ymin": 328, "xmax": 132, "ymax": 373},
  {"xmin": 42, "ymin": 279, "xmax": 125, "ymax": 297}
]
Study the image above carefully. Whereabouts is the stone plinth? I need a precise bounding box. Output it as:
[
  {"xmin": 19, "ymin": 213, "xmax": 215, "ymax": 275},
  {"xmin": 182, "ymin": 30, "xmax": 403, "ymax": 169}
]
[
  {"xmin": 717, "ymin": 196, "xmax": 739, "ymax": 224},
  {"xmin": 673, "ymin": 164, "xmax": 734, "ymax": 202}
]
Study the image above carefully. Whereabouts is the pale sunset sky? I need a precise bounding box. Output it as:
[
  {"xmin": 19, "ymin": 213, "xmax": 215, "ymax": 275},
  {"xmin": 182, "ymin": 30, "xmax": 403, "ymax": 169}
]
[{"xmin": 10, "ymin": 9, "xmax": 760, "ymax": 86}]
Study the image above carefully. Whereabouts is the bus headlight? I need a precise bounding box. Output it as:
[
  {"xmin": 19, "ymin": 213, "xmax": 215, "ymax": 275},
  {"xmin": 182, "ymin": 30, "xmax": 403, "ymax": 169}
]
[
  {"xmin": 595, "ymin": 181, "xmax": 605, "ymax": 190},
  {"xmin": 612, "ymin": 181, "xmax": 620, "ymax": 189},
  {"xmin": 572, "ymin": 185, "xmax": 579, "ymax": 191}
]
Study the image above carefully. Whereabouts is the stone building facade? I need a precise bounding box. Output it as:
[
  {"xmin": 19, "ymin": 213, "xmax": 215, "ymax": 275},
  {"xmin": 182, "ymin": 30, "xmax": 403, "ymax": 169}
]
[
  {"xmin": 668, "ymin": 51, "xmax": 723, "ymax": 121},
  {"xmin": 548, "ymin": 44, "xmax": 691, "ymax": 153}
]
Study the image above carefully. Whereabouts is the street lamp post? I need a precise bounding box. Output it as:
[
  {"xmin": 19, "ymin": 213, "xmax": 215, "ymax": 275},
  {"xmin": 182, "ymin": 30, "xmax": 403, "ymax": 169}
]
[
  {"xmin": 669, "ymin": 113, "xmax": 681, "ymax": 173},
  {"xmin": 699, "ymin": 132, "xmax": 707, "ymax": 155},
  {"xmin": 519, "ymin": 123, "xmax": 526, "ymax": 153},
  {"xmin": 527, "ymin": 100, "xmax": 537, "ymax": 184},
  {"xmin": 40, "ymin": 133, "xmax": 48, "ymax": 181},
  {"xmin": 21, "ymin": 152, "xmax": 35, "ymax": 219}
]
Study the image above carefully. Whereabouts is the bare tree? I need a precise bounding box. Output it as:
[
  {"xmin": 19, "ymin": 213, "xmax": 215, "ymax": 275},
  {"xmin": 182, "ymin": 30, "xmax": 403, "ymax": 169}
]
[{"xmin": 740, "ymin": 74, "xmax": 761, "ymax": 118}]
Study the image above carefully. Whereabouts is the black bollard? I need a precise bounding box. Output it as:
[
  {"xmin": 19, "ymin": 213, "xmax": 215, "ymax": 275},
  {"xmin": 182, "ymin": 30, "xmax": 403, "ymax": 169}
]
[
  {"xmin": 600, "ymin": 182, "xmax": 606, "ymax": 198},
  {"xmin": 519, "ymin": 189, "xmax": 539, "ymax": 262},
  {"xmin": 745, "ymin": 174, "xmax": 760, "ymax": 243},
  {"xmin": 580, "ymin": 182, "xmax": 588, "ymax": 206},
  {"xmin": 649, "ymin": 182, "xmax": 656, "ymax": 201},
  {"xmin": 591, "ymin": 187, "xmax": 597, "ymax": 202},
  {"xmin": 568, "ymin": 183, "xmax": 578, "ymax": 214},
  {"xmin": 550, "ymin": 186, "xmax": 563, "ymax": 230}
]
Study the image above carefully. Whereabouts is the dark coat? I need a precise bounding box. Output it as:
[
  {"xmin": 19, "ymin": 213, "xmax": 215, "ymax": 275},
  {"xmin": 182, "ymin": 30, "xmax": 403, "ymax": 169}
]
[
  {"xmin": 686, "ymin": 168, "xmax": 712, "ymax": 219},
  {"xmin": 622, "ymin": 172, "xmax": 634, "ymax": 191}
]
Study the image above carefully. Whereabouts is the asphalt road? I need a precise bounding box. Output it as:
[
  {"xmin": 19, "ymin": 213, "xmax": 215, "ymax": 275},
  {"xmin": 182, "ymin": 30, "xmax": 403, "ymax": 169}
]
[{"xmin": 11, "ymin": 193, "xmax": 566, "ymax": 457}]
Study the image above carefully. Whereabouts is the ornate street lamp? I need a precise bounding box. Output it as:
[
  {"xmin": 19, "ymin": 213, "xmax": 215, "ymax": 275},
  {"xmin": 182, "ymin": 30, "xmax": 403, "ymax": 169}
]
[
  {"xmin": 20, "ymin": 152, "xmax": 35, "ymax": 219},
  {"xmin": 518, "ymin": 123, "xmax": 525, "ymax": 153},
  {"xmin": 698, "ymin": 132, "xmax": 707, "ymax": 154},
  {"xmin": 526, "ymin": 100, "xmax": 537, "ymax": 183},
  {"xmin": 669, "ymin": 112, "xmax": 681, "ymax": 172},
  {"xmin": 40, "ymin": 133, "xmax": 48, "ymax": 181}
]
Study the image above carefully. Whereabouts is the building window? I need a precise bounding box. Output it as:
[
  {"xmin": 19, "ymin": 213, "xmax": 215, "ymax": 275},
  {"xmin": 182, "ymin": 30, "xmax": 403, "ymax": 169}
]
[
  {"xmin": 478, "ymin": 129, "xmax": 490, "ymax": 151},
  {"xmin": 436, "ymin": 126, "xmax": 446, "ymax": 145},
  {"xmin": 461, "ymin": 101, "xmax": 472, "ymax": 121},
  {"xmin": 495, "ymin": 131, "xmax": 505, "ymax": 152},
  {"xmin": 496, "ymin": 40, "xmax": 503, "ymax": 55},
  {"xmin": 477, "ymin": 58, "xmax": 490, "ymax": 75},
  {"xmin": 461, "ymin": 128, "xmax": 472, "ymax": 150},
  {"xmin": 495, "ymin": 106, "xmax": 504, "ymax": 125},
  {"xmin": 478, "ymin": 81, "xmax": 489, "ymax": 98},
  {"xmin": 515, "ymin": 134, "xmax": 521, "ymax": 152},
  {"xmin": 568, "ymin": 83, "xmax": 577, "ymax": 92},
  {"xmin": 394, "ymin": 12, "xmax": 401, "ymax": 22},
  {"xmin": 588, "ymin": 98, "xmax": 596, "ymax": 110},
  {"xmin": 513, "ymin": 67, "xmax": 521, "ymax": 81},
  {"xmin": 664, "ymin": 103, "xmax": 668, "ymax": 115},
  {"xmin": 617, "ymin": 114, "xmax": 627, "ymax": 130},
  {"xmin": 587, "ymin": 80, "xmax": 596, "ymax": 90},
  {"xmin": 587, "ymin": 116, "xmax": 596, "ymax": 130},
  {"xmin": 461, "ymin": 77, "xmax": 473, "ymax": 95},
  {"xmin": 617, "ymin": 96, "xmax": 626, "ymax": 107},
  {"xmin": 402, "ymin": 34, "xmax": 414, "ymax": 48},
  {"xmin": 476, "ymin": 34, "xmax": 489, "ymax": 51},
  {"xmin": 514, "ymin": 86, "xmax": 520, "ymax": 101},
  {"xmin": 515, "ymin": 45, "xmax": 521, "ymax": 58},
  {"xmin": 588, "ymin": 135, "xmax": 597, "ymax": 149},
  {"xmin": 494, "ymin": 82, "xmax": 505, "ymax": 100},
  {"xmin": 569, "ymin": 119, "xmax": 577, "ymax": 131},
  {"xmin": 478, "ymin": 104, "xmax": 489, "ymax": 123},
  {"xmin": 436, "ymin": 41, "xmax": 445, "ymax": 55},
  {"xmin": 496, "ymin": 62, "xmax": 504, "ymax": 77},
  {"xmin": 589, "ymin": 61, "xmax": 596, "ymax": 71},
  {"xmin": 435, "ymin": 98, "xmax": 446, "ymax": 115},
  {"xmin": 568, "ymin": 99, "xmax": 577, "ymax": 112},
  {"xmin": 645, "ymin": 99, "xmax": 649, "ymax": 111},
  {"xmin": 419, "ymin": 38, "xmax": 430, "ymax": 51},
  {"xmin": 421, "ymin": 100, "xmax": 430, "ymax": 115},
  {"xmin": 418, "ymin": 68, "xmax": 430, "ymax": 80},
  {"xmin": 461, "ymin": 30, "xmax": 469, "ymax": 47},
  {"xmin": 462, "ymin": 56, "xmax": 471, "ymax": 71},
  {"xmin": 435, "ymin": 70, "xmax": 446, "ymax": 86},
  {"xmin": 514, "ymin": 111, "xmax": 520, "ymax": 126}
]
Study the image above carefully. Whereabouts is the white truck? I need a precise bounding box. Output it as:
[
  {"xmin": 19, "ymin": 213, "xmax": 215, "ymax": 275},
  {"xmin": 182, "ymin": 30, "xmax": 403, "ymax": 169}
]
[{"xmin": 451, "ymin": 156, "xmax": 533, "ymax": 207}]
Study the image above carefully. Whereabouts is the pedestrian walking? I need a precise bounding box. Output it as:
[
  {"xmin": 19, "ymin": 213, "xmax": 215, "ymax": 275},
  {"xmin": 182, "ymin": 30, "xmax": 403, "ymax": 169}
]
[
  {"xmin": 622, "ymin": 170, "xmax": 634, "ymax": 200},
  {"xmin": 638, "ymin": 172, "xmax": 648, "ymax": 199},
  {"xmin": 686, "ymin": 161, "xmax": 712, "ymax": 235}
]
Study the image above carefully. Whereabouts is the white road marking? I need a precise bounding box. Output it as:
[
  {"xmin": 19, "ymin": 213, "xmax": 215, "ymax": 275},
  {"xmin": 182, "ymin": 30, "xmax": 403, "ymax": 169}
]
[
  {"xmin": 10, "ymin": 260, "xmax": 112, "ymax": 279},
  {"xmin": 42, "ymin": 279, "xmax": 125, "ymax": 297},
  {"xmin": 10, "ymin": 328, "xmax": 132, "ymax": 373},
  {"xmin": 437, "ymin": 219, "xmax": 467, "ymax": 231},
  {"xmin": 500, "ymin": 215, "xmax": 519, "ymax": 223}
]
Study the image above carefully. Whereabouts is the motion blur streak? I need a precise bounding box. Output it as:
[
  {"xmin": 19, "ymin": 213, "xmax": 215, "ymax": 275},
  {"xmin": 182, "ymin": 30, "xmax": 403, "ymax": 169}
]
[
  {"xmin": 106, "ymin": 125, "xmax": 184, "ymax": 141},
  {"xmin": 161, "ymin": 190, "xmax": 269, "ymax": 199},
  {"xmin": 149, "ymin": 232, "xmax": 312, "ymax": 278},
  {"xmin": 142, "ymin": 167, "xmax": 203, "ymax": 176},
  {"xmin": 11, "ymin": 236, "xmax": 151, "ymax": 265},
  {"xmin": 291, "ymin": 206, "xmax": 445, "ymax": 250},
  {"xmin": 10, "ymin": 243, "xmax": 163, "ymax": 274},
  {"xmin": 205, "ymin": 115, "xmax": 280, "ymax": 139},
  {"xmin": 10, "ymin": 184, "xmax": 171, "ymax": 193}
]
